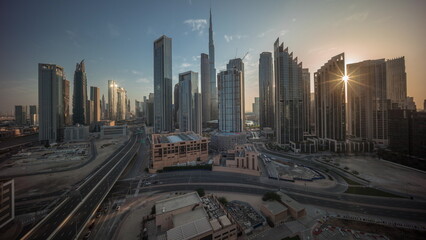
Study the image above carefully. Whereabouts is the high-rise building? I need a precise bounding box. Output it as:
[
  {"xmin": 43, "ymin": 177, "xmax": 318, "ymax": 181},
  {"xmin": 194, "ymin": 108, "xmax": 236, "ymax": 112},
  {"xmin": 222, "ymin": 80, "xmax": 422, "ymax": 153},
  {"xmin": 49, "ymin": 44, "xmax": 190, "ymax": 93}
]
[
  {"xmin": 347, "ymin": 59, "xmax": 389, "ymax": 145},
  {"xmin": 117, "ymin": 87, "xmax": 126, "ymax": 121},
  {"xmin": 145, "ymin": 93, "xmax": 155, "ymax": 126},
  {"xmin": 259, "ymin": 52, "xmax": 274, "ymax": 129},
  {"xmin": 174, "ymin": 82, "xmax": 180, "ymax": 129},
  {"xmin": 14, "ymin": 105, "xmax": 27, "ymax": 126},
  {"xmin": 209, "ymin": 9, "xmax": 218, "ymax": 120},
  {"xmin": 86, "ymin": 100, "xmax": 94, "ymax": 125},
  {"xmin": 252, "ymin": 97, "xmax": 260, "ymax": 123},
  {"xmin": 274, "ymin": 39, "xmax": 304, "ymax": 145},
  {"xmin": 406, "ymin": 96, "xmax": 416, "ymax": 110},
  {"xmin": 227, "ymin": 58, "xmax": 245, "ymax": 125},
  {"xmin": 101, "ymin": 94, "xmax": 106, "ymax": 119},
  {"xmin": 108, "ymin": 80, "xmax": 118, "ymax": 121},
  {"xmin": 179, "ymin": 71, "xmax": 202, "ymax": 134},
  {"xmin": 201, "ymin": 53, "xmax": 211, "ymax": 124},
  {"xmin": 63, "ymin": 79, "xmax": 70, "ymax": 125},
  {"xmin": 314, "ymin": 53, "xmax": 346, "ymax": 147},
  {"xmin": 29, "ymin": 105, "xmax": 37, "ymax": 126},
  {"xmin": 218, "ymin": 68, "xmax": 244, "ymax": 132},
  {"xmin": 386, "ymin": 57, "xmax": 407, "ymax": 109},
  {"xmin": 72, "ymin": 60, "xmax": 88, "ymax": 125},
  {"xmin": 154, "ymin": 35, "xmax": 173, "ymax": 133},
  {"xmin": 90, "ymin": 86, "xmax": 101, "ymax": 122},
  {"xmin": 302, "ymin": 68, "xmax": 311, "ymax": 134},
  {"xmin": 38, "ymin": 63, "xmax": 65, "ymax": 144}
]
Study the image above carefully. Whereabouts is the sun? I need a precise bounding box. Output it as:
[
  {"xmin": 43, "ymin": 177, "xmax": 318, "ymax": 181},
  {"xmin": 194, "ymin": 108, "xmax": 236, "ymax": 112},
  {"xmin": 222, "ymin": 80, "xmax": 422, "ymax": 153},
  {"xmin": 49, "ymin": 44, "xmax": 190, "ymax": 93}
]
[{"xmin": 342, "ymin": 75, "xmax": 349, "ymax": 82}]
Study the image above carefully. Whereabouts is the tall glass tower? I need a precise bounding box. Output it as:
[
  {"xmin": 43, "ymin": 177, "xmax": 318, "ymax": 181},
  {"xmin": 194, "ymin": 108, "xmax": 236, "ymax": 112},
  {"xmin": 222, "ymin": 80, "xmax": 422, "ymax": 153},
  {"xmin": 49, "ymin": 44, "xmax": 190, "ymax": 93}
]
[{"xmin": 209, "ymin": 9, "xmax": 218, "ymax": 120}]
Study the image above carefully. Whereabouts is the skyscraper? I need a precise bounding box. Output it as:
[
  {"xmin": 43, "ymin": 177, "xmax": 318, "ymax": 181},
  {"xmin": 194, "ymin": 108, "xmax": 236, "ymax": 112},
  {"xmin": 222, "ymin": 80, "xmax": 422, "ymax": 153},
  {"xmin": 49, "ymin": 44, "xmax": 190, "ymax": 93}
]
[
  {"xmin": 86, "ymin": 100, "xmax": 94, "ymax": 124},
  {"xmin": 101, "ymin": 94, "xmax": 106, "ymax": 119},
  {"xmin": 347, "ymin": 59, "xmax": 389, "ymax": 145},
  {"xmin": 63, "ymin": 79, "xmax": 70, "ymax": 125},
  {"xmin": 201, "ymin": 53, "xmax": 211, "ymax": 124},
  {"xmin": 108, "ymin": 80, "xmax": 118, "ymax": 121},
  {"xmin": 218, "ymin": 68, "xmax": 244, "ymax": 132},
  {"xmin": 29, "ymin": 105, "xmax": 37, "ymax": 126},
  {"xmin": 72, "ymin": 60, "xmax": 87, "ymax": 125},
  {"xmin": 274, "ymin": 39, "xmax": 304, "ymax": 144},
  {"xmin": 90, "ymin": 86, "xmax": 101, "ymax": 122},
  {"xmin": 117, "ymin": 87, "xmax": 126, "ymax": 120},
  {"xmin": 252, "ymin": 97, "xmax": 260, "ymax": 123},
  {"xmin": 179, "ymin": 71, "xmax": 202, "ymax": 134},
  {"xmin": 386, "ymin": 57, "xmax": 407, "ymax": 109},
  {"xmin": 259, "ymin": 52, "xmax": 274, "ymax": 129},
  {"xmin": 174, "ymin": 82, "xmax": 180, "ymax": 129},
  {"xmin": 302, "ymin": 68, "xmax": 311, "ymax": 134},
  {"xmin": 209, "ymin": 9, "xmax": 218, "ymax": 120},
  {"xmin": 154, "ymin": 35, "xmax": 173, "ymax": 133},
  {"xmin": 15, "ymin": 105, "xmax": 27, "ymax": 126},
  {"xmin": 314, "ymin": 53, "xmax": 346, "ymax": 147},
  {"xmin": 38, "ymin": 63, "xmax": 65, "ymax": 144},
  {"xmin": 227, "ymin": 58, "xmax": 245, "ymax": 125}
]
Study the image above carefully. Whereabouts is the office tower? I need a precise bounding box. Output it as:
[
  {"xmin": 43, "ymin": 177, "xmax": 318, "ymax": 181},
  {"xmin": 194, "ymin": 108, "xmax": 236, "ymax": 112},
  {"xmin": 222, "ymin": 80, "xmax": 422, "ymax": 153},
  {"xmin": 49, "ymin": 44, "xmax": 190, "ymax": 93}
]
[
  {"xmin": 108, "ymin": 80, "xmax": 118, "ymax": 121},
  {"xmin": 135, "ymin": 100, "xmax": 142, "ymax": 118},
  {"xmin": 386, "ymin": 57, "xmax": 407, "ymax": 109},
  {"xmin": 302, "ymin": 68, "xmax": 311, "ymax": 134},
  {"xmin": 72, "ymin": 60, "xmax": 88, "ymax": 125},
  {"xmin": 347, "ymin": 59, "xmax": 389, "ymax": 145},
  {"xmin": 90, "ymin": 86, "xmax": 100, "ymax": 122},
  {"xmin": 227, "ymin": 58, "xmax": 245, "ymax": 125},
  {"xmin": 14, "ymin": 105, "xmax": 27, "ymax": 126},
  {"xmin": 253, "ymin": 97, "xmax": 260, "ymax": 122},
  {"xmin": 201, "ymin": 53, "xmax": 211, "ymax": 123},
  {"xmin": 424, "ymin": 99, "xmax": 426, "ymax": 111},
  {"xmin": 406, "ymin": 97, "xmax": 416, "ymax": 110},
  {"xmin": 145, "ymin": 93, "xmax": 155, "ymax": 126},
  {"xmin": 174, "ymin": 82, "xmax": 180, "ymax": 129},
  {"xmin": 127, "ymin": 98, "xmax": 131, "ymax": 119},
  {"xmin": 274, "ymin": 39, "xmax": 304, "ymax": 144},
  {"xmin": 310, "ymin": 92, "xmax": 315, "ymax": 134},
  {"xmin": 29, "ymin": 105, "xmax": 37, "ymax": 126},
  {"xmin": 117, "ymin": 87, "xmax": 126, "ymax": 120},
  {"xmin": 86, "ymin": 100, "xmax": 94, "ymax": 124},
  {"xmin": 101, "ymin": 94, "xmax": 106, "ymax": 119},
  {"xmin": 218, "ymin": 68, "xmax": 244, "ymax": 132},
  {"xmin": 179, "ymin": 71, "xmax": 202, "ymax": 134},
  {"xmin": 38, "ymin": 63, "xmax": 65, "ymax": 144},
  {"xmin": 63, "ymin": 79, "xmax": 70, "ymax": 125},
  {"xmin": 259, "ymin": 52, "xmax": 274, "ymax": 129},
  {"xmin": 209, "ymin": 9, "xmax": 218, "ymax": 120},
  {"xmin": 154, "ymin": 35, "xmax": 173, "ymax": 133},
  {"xmin": 314, "ymin": 53, "xmax": 346, "ymax": 144}
]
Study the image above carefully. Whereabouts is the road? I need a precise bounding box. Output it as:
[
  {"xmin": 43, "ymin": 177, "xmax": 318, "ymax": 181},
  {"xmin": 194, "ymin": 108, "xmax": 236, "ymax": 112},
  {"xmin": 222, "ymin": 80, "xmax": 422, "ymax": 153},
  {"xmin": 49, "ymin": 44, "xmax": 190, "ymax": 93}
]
[
  {"xmin": 111, "ymin": 170, "xmax": 426, "ymax": 223},
  {"xmin": 21, "ymin": 130, "xmax": 141, "ymax": 240}
]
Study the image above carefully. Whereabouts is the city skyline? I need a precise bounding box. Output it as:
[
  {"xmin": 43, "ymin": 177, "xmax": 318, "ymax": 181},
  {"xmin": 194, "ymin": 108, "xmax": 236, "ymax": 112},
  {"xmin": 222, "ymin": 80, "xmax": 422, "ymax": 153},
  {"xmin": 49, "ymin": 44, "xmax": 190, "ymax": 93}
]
[{"xmin": 1, "ymin": 0, "xmax": 425, "ymax": 113}]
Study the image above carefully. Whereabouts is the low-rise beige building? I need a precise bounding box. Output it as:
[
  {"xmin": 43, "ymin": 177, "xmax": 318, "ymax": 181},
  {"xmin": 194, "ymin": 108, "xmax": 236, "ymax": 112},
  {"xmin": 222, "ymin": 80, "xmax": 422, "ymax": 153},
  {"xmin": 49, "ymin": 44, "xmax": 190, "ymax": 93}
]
[
  {"xmin": 151, "ymin": 132, "xmax": 208, "ymax": 171},
  {"xmin": 213, "ymin": 144, "xmax": 260, "ymax": 176},
  {"xmin": 277, "ymin": 192, "xmax": 306, "ymax": 219},
  {"xmin": 154, "ymin": 192, "xmax": 238, "ymax": 240},
  {"xmin": 260, "ymin": 201, "xmax": 288, "ymax": 224}
]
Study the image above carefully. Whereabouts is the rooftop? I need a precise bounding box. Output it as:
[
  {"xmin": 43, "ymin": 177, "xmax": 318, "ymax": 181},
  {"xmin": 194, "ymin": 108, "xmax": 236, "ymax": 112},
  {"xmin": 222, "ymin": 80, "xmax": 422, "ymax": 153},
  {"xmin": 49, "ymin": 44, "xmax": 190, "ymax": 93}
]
[
  {"xmin": 166, "ymin": 217, "xmax": 212, "ymax": 240},
  {"xmin": 173, "ymin": 208, "xmax": 207, "ymax": 227},
  {"xmin": 155, "ymin": 192, "xmax": 201, "ymax": 214},
  {"xmin": 153, "ymin": 132, "xmax": 204, "ymax": 144},
  {"xmin": 277, "ymin": 192, "xmax": 305, "ymax": 212},
  {"xmin": 262, "ymin": 201, "xmax": 288, "ymax": 215}
]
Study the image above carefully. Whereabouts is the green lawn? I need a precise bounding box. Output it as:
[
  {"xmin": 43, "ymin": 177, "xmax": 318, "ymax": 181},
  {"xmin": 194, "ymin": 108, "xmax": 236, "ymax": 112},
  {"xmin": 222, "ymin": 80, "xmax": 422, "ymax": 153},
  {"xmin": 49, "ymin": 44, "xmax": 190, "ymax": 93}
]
[
  {"xmin": 345, "ymin": 186, "xmax": 404, "ymax": 198},
  {"xmin": 339, "ymin": 174, "xmax": 362, "ymax": 186}
]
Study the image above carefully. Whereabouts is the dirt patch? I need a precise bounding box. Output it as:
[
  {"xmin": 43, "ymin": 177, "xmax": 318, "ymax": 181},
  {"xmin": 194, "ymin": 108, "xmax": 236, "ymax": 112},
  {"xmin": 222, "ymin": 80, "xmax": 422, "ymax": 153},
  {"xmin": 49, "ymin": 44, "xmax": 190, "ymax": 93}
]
[{"xmin": 324, "ymin": 217, "xmax": 425, "ymax": 240}]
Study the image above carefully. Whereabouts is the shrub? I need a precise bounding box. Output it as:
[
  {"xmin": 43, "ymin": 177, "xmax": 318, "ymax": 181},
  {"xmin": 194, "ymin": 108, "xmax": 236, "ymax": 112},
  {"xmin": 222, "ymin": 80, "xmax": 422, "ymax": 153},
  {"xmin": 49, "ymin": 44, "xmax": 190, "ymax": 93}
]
[
  {"xmin": 262, "ymin": 192, "xmax": 281, "ymax": 202},
  {"xmin": 196, "ymin": 188, "xmax": 205, "ymax": 197}
]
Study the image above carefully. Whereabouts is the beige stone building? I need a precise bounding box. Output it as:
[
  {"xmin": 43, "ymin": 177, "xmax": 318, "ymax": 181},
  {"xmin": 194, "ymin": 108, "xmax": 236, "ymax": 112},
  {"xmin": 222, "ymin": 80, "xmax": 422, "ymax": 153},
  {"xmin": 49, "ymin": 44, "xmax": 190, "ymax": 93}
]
[
  {"xmin": 260, "ymin": 201, "xmax": 288, "ymax": 224},
  {"xmin": 213, "ymin": 144, "xmax": 260, "ymax": 176},
  {"xmin": 154, "ymin": 192, "xmax": 238, "ymax": 240},
  {"xmin": 151, "ymin": 132, "xmax": 208, "ymax": 171}
]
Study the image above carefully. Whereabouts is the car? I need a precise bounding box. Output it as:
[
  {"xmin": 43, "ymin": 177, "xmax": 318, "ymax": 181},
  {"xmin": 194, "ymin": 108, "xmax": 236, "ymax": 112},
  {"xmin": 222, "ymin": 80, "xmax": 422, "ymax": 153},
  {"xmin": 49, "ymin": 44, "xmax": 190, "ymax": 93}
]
[
  {"xmin": 115, "ymin": 205, "xmax": 120, "ymax": 211},
  {"xmin": 83, "ymin": 231, "xmax": 91, "ymax": 239},
  {"xmin": 96, "ymin": 212, "xmax": 101, "ymax": 218}
]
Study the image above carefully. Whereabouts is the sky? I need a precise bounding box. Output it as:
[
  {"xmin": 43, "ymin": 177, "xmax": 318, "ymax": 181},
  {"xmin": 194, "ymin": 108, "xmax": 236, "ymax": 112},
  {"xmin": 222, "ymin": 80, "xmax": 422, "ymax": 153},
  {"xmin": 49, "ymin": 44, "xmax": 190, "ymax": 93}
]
[{"xmin": 1, "ymin": 0, "xmax": 425, "ymax": 113}]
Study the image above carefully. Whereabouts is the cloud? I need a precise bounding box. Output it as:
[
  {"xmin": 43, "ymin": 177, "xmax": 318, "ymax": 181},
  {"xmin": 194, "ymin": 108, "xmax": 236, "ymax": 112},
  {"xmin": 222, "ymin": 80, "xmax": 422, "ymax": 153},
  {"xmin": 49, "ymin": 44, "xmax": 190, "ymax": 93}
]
[
  {"xmin": 107, "ymin": 23, "xmax": 120, "ymax": 37},
  {"xmin": 192, "ymin": 55, "xmax": 201, "ymax": 61},
  {"xmin": 345, "ymin": 11, "xmax": 369, "ymax": 22},
  {"xmin": 180, "ymin": 63, "xmax": 192, "ymax": 68},
  {"xmin": 183, "ymin": 19, "xmax": 207, "ymax": 35},
  {"xmin": 257, "ymin": 29, "xmax": 275, "ymax": 38},
  {"xmin": 131, "ymin": 70, "xmax": 142, "ymax": 75},
  {"xmin": 65, "ymin": 30, "xmax": 80, "ymax": 48},
  {"xmin": 136, "ymin": 78, "xmax": 150, "ymax": 83},
  {"xmin": 292, "ymin": 18, "xmax": 296, "ymax": 22},
  {"xmin": 279, "ymin": 30, "xmax": 289, "ymax": 36},
  {"xmin": 224, "ymin": 34, "xmax": 248, "ymax": 42}
]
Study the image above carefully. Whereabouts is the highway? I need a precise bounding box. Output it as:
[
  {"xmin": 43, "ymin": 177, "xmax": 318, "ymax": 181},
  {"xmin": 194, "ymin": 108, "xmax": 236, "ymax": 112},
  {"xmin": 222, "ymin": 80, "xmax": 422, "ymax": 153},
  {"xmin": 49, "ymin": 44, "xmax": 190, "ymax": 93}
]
[
  {"xmin": 112, "ymin": 170, "xmax": 426, "ymax": 222},
  {"xmin": 21, "ymin": 130, "xmax": 141, "ymax": 240}
]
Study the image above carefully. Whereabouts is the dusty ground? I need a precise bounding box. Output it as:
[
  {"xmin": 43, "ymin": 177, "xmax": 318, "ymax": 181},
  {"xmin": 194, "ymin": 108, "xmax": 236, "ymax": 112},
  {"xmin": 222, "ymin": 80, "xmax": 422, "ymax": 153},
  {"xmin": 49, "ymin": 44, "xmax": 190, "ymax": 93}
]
[
  {"xmin": 9, "ymin": 136, "xmax": 128, "ymax": 198},
  {"xmin": 330, "ymin": 156, "xmax": 426, "ymax": 197},
  {"xmin": 323, "ymin": 217, "xmax": 425, "ymax": 240}
]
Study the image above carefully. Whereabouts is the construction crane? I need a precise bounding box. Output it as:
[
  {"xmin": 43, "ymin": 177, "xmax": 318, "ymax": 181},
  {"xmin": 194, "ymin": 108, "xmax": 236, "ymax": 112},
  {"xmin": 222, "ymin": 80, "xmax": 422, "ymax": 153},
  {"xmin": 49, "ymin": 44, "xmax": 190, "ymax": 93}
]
[{"xmin": 241, "ymin": 51, "xmax": 249, "ymax": 61}]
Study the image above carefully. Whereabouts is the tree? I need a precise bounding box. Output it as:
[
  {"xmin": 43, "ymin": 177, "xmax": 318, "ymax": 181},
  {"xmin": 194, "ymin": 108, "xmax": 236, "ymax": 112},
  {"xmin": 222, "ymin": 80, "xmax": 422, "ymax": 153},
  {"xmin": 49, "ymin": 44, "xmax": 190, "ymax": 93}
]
[
  {"xmin": 196, "ymin": 188, "xmax": 205, "ymax": 197},
  {"xmin": 262, "ymin": 192, "xmax": 281, "ymax": 201},
  {"xmin": 218, "ymin": 197, "xmax": 228, "ymax": 205}
]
